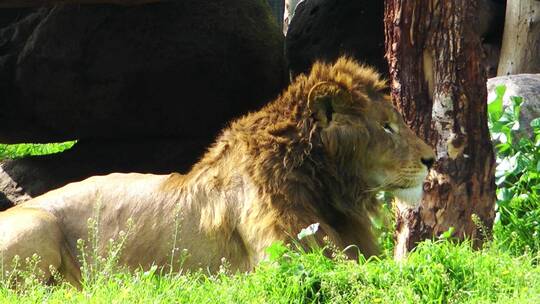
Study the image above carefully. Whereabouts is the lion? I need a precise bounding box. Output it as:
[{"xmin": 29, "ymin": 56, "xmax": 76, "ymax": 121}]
[{"xmin": 0, "ymin": 57, "xmax": 434, "ymax": 286}]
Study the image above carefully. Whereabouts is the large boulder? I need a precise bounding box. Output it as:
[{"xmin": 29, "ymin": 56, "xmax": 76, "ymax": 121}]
[
  {"xmin": 487, "ymin": 74, "xmax": 540, "ymax": 138},
  {"xmin": 0, "ymin": 8, "xmax": 32, "ymax": 28},
  {"xmin": 285, "ymin": 0, "xmax": 387, "ymax": 77},
  {"xmin": 0, "ymin": 0, "xmax": 286, "ymax": 143}
]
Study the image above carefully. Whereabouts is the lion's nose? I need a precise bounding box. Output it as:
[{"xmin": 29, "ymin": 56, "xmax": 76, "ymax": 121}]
[{"xmin": 421, "ymin": 157, "xmax": 435, "ymax": 170}]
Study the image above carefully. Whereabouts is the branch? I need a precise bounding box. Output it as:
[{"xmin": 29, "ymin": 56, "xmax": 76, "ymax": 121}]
[{"xmin": 0, "ymin": 0, "xmax": 166, "ymax": 7}]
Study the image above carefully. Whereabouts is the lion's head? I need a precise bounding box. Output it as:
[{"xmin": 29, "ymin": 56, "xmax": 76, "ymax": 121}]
[{"xmin": 303, "ymin": 58, "xmax": 435, "ymax": 206}]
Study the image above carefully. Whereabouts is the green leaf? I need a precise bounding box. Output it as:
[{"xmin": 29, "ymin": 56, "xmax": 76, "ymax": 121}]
[
  {"xmin": 495, "ymin": 142, "xmax": 512, "ymax": 154},
  {"xmin": 266, "ymin": 241, "xmax": 287, "ymax": 261},
  {"xmin": 490, "ymin": 122, "xmax": 504, "ymax": 133},
  {"xmin": 488, "ymin": 99, "xmax": 503, "ymax": 121},
  {"xmin": 510, "ymin": 96, "xmax": 523, "ymax": 107},
  {"xmin": 499, "ymin": 188, "xmax": 514, "ymax": 201},
  {"xmin": 439, "ymin": 227, "xmax": 455, "ymax": 240},
  {"xmin": 488, "ymin": 85, "xmax": 506, "ymax": 122},
  {"xmin": 531, "ymin": 118, "xmax": 540, "ymax": 128},
  {"xmin": 495, "ymin": 85, "xmax": 507, "ymax": 98},
  {"xmin": 518, "ymin": 138, "xmax": 531, "ymax": 149},
  {"xmin": 501, "ymin": 125, "xmax": 513, "ymax": 144}
]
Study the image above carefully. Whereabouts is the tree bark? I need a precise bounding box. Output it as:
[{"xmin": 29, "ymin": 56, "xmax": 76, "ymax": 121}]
[
  {"xmin": 0, "ymin": 0, "xmax": 163, "ymax": 7},
  {"xmin": 497, "ymin": 0, "xmax": 540, "ymax": 75},
  {"xmin": 283, "ymin": 0, "xmax": 300, "ymax": 35},
  {"xmin": 384, "ymin": 0, "xmax": 496, "ymax": 259}
]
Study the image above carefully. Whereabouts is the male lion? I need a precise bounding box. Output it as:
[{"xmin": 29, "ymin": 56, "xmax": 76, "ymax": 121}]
[{"xmin": 0, "ymin": 57, "xmax": 434, "ymax": 286}]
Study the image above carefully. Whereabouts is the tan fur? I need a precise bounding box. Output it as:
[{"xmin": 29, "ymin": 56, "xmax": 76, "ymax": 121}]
[{"xmin": 0, "ymin": 57, "xmax": 434, "ymax": 285}]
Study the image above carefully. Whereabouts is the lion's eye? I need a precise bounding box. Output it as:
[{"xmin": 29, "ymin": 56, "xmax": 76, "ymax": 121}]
[{"xmin": 383, "ymin": 123, "xmax": 394, "ymax": 134}]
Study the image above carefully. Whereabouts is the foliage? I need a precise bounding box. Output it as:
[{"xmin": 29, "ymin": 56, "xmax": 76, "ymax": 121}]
[
  {"xmin": 77, "ymin": 202, "xmax": 134, "ymax": 288},
  {"xmin": 373, "ymin": 192, "xmax": 396, "ymax": 257},
  {"xmin": 488, "ymin": 85, "xmax": 540, "ymax": 255},
  {"xmin": 1, "ymin": 238, "xmax": 539, "ymax": 303},
  {"xmin": 0, "ymin": 141, "xmax": 77, "ymax": 160}
]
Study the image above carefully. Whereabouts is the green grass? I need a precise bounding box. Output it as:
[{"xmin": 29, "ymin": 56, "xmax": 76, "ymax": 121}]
[
  {"xmin": 0, "ymin": 141, "xmax": 77, "ymax": 160},
  {"xmin": 1, "ymin": 240, "xmax": 538, "ymax": 303}
]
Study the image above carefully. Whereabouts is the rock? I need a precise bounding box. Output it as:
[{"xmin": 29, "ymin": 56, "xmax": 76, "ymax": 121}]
[
  {"xmin": 487, "ymin": 74, "xmax": 540, "ymax": 138},
  {"xmin": 285, "ymin": 0, "xmax": 387, "ymax": 77},
  {"xmin": 0, "ymin": 166, "xmax": 30, "ymax": 210},
  {"xmin": 0, "ymin": 10, "xmax": 47, "ymax": 131},
  {"xmin": 0, "ymin": 8, "xmax": 33, "ymax": 28},
  {"xmin": 0, "ymin": 138, "xmax": 210, "ymax": 206},
  {"xmin": 0, "ymin": 0, "xmax": 286, "ymax": 143}
]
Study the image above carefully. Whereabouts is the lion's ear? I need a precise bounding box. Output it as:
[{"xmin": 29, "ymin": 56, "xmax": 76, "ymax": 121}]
[{"xmin": 308, "ymin": 81, "xmax": 352, "ymax": 127}]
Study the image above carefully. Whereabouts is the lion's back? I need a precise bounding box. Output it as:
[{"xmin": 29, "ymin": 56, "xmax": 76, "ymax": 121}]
[
  {"xmin": 18, "ymin": 173, "xmax": 174, "ymax": 244},
  {"xmin": 23, "ymin": 173, "xmax": 169, "ymax": 210}
]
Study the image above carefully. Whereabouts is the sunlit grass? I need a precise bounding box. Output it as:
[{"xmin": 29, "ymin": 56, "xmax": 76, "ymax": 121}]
[
  {"xmin": 0, "ymin": 141, "xmax": 77, "ymax": 160},
  {"xmin": 0, "ymin": 240, "xmax": 538, "ymax": 303}
]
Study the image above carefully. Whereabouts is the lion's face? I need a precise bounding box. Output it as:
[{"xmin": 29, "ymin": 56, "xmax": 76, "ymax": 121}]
[
  {"xmin": 309, "ymin": 78, "xmax": 435, "ymax": 206},
  {"xmin": 360, "ymin": 95, "xmax": 434, "ymax": 204}
]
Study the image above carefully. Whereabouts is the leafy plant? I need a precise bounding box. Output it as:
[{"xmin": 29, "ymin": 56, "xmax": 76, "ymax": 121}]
[
  {"xmin": 77, "ymin": 200, "xmax": 134, "ymax": 290},
  {"xmin": 372, "ymin": 192, "xmax": 396, "ymax": 257},
  {"xmin": 488, "ymin": 85, "xmax": 540, "ymax": 255}
]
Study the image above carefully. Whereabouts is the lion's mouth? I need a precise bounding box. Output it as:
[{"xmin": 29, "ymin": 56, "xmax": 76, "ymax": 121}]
[
  {"xmin": 371, "ymin": 170, "xmax": 427, "ymax": 201},
  {"xmin": 395, "ymin": 184, "xmax": 414, "ymax": 189},
  {"xmin": 389, "ymin": 177, "xmax": 424, "ymax": 190},
  {"xmin": 392, "ymin": 185, "xmax": 424, "ymax": 206},
  {"xmin": 388, "ymin": 173, "xmax": 427, "ymax": 206}
]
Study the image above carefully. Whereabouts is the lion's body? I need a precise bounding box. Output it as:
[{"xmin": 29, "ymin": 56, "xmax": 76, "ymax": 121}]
[
  {"xmin": 0, "ymin": 57, "xmax": 434, "ymax": 286},
  {"xmin": 11, "ymin": 173, "xmax": 253, "ymax": 274}
]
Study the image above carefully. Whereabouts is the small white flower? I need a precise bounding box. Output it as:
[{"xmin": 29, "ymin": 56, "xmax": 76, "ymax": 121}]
[{"xmin": 297, "ymin": 223, "xmax": 320, "ymax": 240}]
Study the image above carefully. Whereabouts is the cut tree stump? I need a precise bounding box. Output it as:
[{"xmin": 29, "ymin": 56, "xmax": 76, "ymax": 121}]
[{"xmin": 497, "ymin": 0, "xmax": 540, "ymax": 75}]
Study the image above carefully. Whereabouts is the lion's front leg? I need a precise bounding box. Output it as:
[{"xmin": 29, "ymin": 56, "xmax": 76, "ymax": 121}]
[
  {"xmin": 0, "ymin": 208, "xmax": 81, "ymax": 288},
  {"xmin": 247, "ymin": 216, "xmax": 347, "ymax": 265}
]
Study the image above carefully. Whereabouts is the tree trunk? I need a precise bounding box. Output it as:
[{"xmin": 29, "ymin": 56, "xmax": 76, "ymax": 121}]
[
  {"xmin": 283, "ymin": 0, "xmax": 300, "ymax": 35},
  {"xmin": 497, "ymin": 0, "xmax": 540, "ymax": 75},
  {"xmin": 384, "ymin": 0, "xmax": 496, "ymax": 259},
  {"xmin": 0, "ymin": 0, "xmax": 162, "ymax": 7}
]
